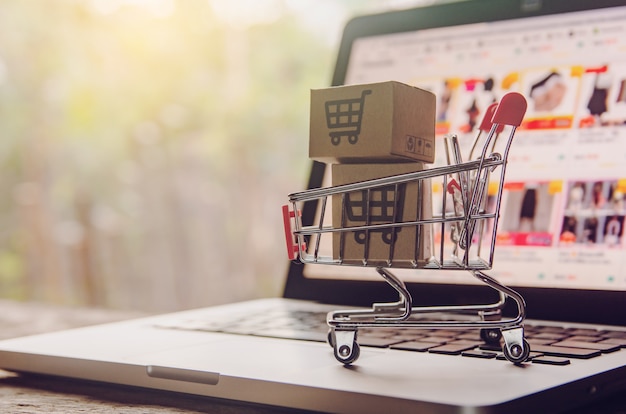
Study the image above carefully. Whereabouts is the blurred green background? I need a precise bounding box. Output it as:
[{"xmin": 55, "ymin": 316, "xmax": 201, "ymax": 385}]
[{"xmin": 0, "ymin": 0, "xmax": 427, "ymax": 311}]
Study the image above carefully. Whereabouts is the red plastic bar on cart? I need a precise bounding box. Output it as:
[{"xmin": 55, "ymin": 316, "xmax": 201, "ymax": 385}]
[
  {"xmin": 491, "ymin": 92, "xmax": 527, "ymax": 127},
  {"xmin": 282, "ymin": 205, "xmax": 305, "ymax": 260},
  {"xmin": 479, "ymin": 103, "xmax": 504, "ymax": 133}
]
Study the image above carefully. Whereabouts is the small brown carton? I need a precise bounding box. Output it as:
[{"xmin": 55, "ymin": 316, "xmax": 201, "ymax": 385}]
[
  {"xmin": 309, "ymin": 81, "xmax": 436, "ymax": 163},
  {"xmin": 331, "ymin": 163, "xmax": 433, "ymax": 266}
]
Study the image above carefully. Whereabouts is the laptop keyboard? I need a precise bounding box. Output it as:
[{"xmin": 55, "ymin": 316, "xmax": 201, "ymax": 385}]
[{"xmin": 155, "ymin": 308, "xmax": 626, "ymax": 366}]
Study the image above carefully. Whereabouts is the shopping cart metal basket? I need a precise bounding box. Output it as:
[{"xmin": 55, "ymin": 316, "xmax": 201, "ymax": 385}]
[
  {"xmin": 283, "ymin": 92, "xmax": 529, "ymax": 365},
  {"xmin": 325, "ymin": 89, "xmax": 371, "ymax": 145}
]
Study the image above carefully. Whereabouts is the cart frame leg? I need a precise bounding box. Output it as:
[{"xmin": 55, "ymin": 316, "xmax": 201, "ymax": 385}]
[
  {"xmin": 326, "ymin": 268, "xmax": 530, "ymax": 365},
  {"xmin": 374, "ymin": 267, "xmax": 412, "ymax": 320}
]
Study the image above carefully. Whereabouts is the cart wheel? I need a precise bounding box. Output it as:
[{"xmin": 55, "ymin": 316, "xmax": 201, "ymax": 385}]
[
  {"xmin": 502, "ymin": 339, "xmax": 530, "ymax": 364},
  {"xmin": 480, "ymin": 328, "xmax": 502, "ymax": 345},
  {"xmin": 348, "ymin": 134, "xmax": 358, "ymax": 144},
  {"xmin": 331, "ymin": 135, "xmax": 341, "ymax": 146},
  {"xmin": 334, "ymin": 341, "xmax": 360, "ymax": 365},
  {"xmin": 327, "ymin": 329, "xmax": 335, "ymax": 348}
]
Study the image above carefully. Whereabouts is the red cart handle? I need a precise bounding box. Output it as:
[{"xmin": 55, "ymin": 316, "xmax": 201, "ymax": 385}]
[
  {"xmin": 282, "ymin": 205, "xmax": 306, "ymax": 260},
  {"xmin": 479, "ymin": 102, "xmax": 504, "ymax": 134},
  {"xmin": 492, "ymin": 92, "xmax": 527, "ymax": 127}
]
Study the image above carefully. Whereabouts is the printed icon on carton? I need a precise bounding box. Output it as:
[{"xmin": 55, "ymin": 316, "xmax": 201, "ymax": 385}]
[{"xmin": 325, "ymin": 89, "xmax": 372, "ymax": 145}]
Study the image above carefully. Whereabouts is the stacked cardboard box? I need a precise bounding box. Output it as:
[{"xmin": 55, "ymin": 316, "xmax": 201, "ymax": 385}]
[{"xmin": 308, "ymin": 81, "xmax": 436, "ymax": 266}]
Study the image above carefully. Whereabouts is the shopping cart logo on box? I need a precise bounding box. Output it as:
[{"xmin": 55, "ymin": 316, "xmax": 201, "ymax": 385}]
[
  {"xmin": 343, "ymin": 184, "xmax": 406, "ymax": 245},
  {"xmin": 325, "ymin": 89, "xmax": 372, "ymax": 145}
]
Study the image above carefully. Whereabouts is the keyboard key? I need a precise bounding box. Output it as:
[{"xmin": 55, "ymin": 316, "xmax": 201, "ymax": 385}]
[
  {"xmin": 529, "ymin": 325, "xmax": 563, "ymax": 333},
  {"xmin": 527, "ymin": 338, "xmax": 556, "ymax": 346},
  {"xmin": 532, "ymin": 356, "xmax": 571, "ymax": 366},
  {"xmin": 567, "ymin": 335, "xmax": 601, "ymax": 342},
  {"xmin": 388, "ymin": 333, "xmax": 427, "ymax": 341},
  {"xmin": 461, "ymin": 350, "xmax": 498, "ymax": 359},
  {"xmin": 429, "ymin": 343, "xmax": 478, "ymax": 355},
  {"xmin": 597, "ymin": 338, "xmax": 626, "ymax": 348},
  {"xmin": 367, "ymin": 327, "xmax": 403, "ymax": 336},
  {"xmin": 568, "ymin": 329, "xmax": 600, "ymax": 336},
  {"xmin": 479, "ymin": 343, "xmax": 503, "ymax": 352},
  {"xmin": 456, "ymin": 332, "xmax": 482, "ymax": 341},
  {"xmin": 359, "ymin": 329, "xmax": 392, "ymax": 338},
  {"xmin": 530, "ymin": 344, "xmax": 601, "ymax": 359},
  {"xmin": 449, "ymin": 339, "xmax": 483, "ymax": 347},
  {"xmin": 420, "ymin": 335, "xmax": 452, "ymax": 344},
  {"xmin": 600, "ymin": 330, "xmax": 626, "ymax": 339},
  {"xmin": 529, "ymin": 332, "xmax": 569, "ymax": 341},
  {"xmin": 551, "ymin": 340, "xmax": 621, "ymax": 353},
  {"xmin": 391, "ymin": 341, "xmax": 439, "ymax": 352}
]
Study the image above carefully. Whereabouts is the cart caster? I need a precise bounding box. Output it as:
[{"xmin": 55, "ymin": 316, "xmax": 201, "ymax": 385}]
[
  {"xmin": 503, "ymin": 339, "xmax": 530, "ymax": 364},
  {"xmin": 480, "ymin": 328, "xmax": 502, "ymax": 345},
  {"xmin": 331, "ymin": 329, "xmax": 360, "ymax": 365},
  {"xmin": 348, "ymin": 134, "xmax": 358, "ymax": 144},
  {"xmin": 334, "ymin": 341, "xmax": 360, "ymax": 365},
  {"xmin": 501, "ymin": 327, "xmax": 530, "ymax": 364},
  {"xmin": 327, "ymin": 329, "xmax": 335, "ymax": 348}
]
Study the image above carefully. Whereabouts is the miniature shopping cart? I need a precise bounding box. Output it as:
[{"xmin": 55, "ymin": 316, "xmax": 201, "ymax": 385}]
[
  {"xmin": 326, "ymin": 89, "xmax": 371, "ymax": 145},
  {"xmin": 283, "ymin": 92, "xmax": 529, "ymax": 365}
]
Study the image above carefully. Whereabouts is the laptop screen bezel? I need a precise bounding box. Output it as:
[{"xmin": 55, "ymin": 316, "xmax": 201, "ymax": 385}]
[{"xmin": 283, "ymin": 0, "xmax": 626, "ymax": 327}]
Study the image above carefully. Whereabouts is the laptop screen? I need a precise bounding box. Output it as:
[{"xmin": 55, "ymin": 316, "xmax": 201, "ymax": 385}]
[{"xmin": 285, "ymin": 0, "xmax": 626, "ymax": 324}]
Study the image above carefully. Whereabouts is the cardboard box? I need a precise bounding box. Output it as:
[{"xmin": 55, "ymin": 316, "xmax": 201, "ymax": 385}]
[
  {"xmin": 309, "ymin": 81, "xmax": 436, "ymax": 163},
  {"xmin": 332, "ymin": 163, "xmax": 433, "ymax": 266}
]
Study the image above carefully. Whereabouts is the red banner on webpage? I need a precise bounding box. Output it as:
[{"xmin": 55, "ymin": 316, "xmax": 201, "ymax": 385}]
[{"xmin": 522, "ymin": 116, "xmax": 573, "ymax": 130}]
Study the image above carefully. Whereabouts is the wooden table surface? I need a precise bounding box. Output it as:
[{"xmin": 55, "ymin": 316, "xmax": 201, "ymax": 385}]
[{"xmin": 0, "ymin": 299, "xmax": 624, "ymax": 414}]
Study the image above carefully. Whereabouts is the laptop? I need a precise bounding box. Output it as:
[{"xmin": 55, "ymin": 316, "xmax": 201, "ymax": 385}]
[{"xmin": 1, "ymin": 0, "xmax": 625, "ymax": 412}]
